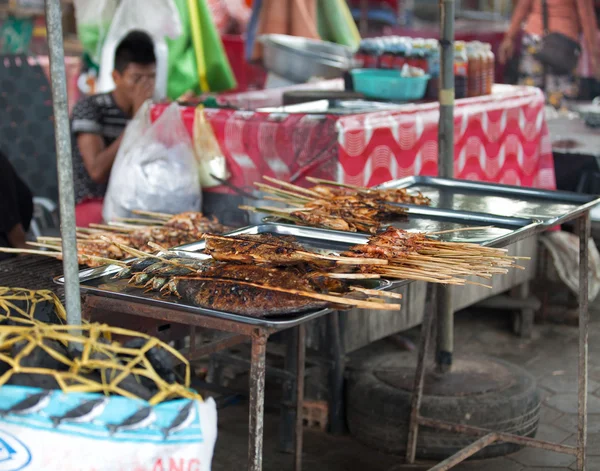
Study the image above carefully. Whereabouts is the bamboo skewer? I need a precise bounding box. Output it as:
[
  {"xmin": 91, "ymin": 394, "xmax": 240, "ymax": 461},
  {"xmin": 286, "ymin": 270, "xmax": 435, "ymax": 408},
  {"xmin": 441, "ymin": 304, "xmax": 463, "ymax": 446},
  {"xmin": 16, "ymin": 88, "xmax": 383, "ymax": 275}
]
[
  {"xmin": 349, "ymin": 287, "xmax": 403, "ymax": 299},
  {"xmin": 304, "ymin": 177, "xmax": 364, "ymax": 190},
  {"xmin": 0, "ymin": 247, "xmax": 127, "ymax": 267},
  {"xmin": 132, "ymin": 210, "xmax": 172, "ymax": 220},
  {"xmin": 202, "ymin": 233, "xmax": 388, "ymax": 266},
  {"xmin": 116, "ymin": 217, "xmax": 166, "ymax": 226},
  {"xmin": 262, "ymin": 176, "xmax": 322, "ymax": 198}
]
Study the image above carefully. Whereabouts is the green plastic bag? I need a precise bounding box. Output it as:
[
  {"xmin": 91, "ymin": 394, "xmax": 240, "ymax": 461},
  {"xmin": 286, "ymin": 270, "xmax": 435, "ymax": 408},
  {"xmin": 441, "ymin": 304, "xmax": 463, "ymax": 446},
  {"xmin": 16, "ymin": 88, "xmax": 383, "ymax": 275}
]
[
  {"xmin": 166, "ymin": 0, "xmax": 201, "ymax": 99},
  {"xmin": 192, "ymin": 0, "xmax": 237, "ymax": 92},
  {"xmin": 317, "ymin": 0, "xmax": 361, "ymax": 50}
]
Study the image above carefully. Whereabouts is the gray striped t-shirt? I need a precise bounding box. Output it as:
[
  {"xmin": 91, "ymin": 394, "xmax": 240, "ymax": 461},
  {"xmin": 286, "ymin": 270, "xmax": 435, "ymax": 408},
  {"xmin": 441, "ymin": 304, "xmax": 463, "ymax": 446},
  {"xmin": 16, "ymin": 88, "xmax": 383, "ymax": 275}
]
[{"xmin": 71, "ymin": 93, "xmax": 129, "ymax": 204}]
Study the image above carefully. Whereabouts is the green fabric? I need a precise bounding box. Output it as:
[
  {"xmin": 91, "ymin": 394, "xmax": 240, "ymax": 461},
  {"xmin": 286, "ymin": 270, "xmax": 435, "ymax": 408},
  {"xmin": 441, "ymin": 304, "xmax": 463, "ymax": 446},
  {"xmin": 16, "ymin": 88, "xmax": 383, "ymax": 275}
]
[
  {"xmin": 194, "ymin": 0, "xmax": 236, "ymax": 92},
  {"xmin": 77, "ymin": 22, "xmax": 112, "ymax": 63},
  {"xmin": 166, "ymin": 0, "xmax": 200, "ymax": 99},
  {"xmin": 318, "ymin": 0, "xmax": 361, "ymax": 49},
  {"xmin": 0, "ymin": 16, "xmax": 34, "ymax": 54}
]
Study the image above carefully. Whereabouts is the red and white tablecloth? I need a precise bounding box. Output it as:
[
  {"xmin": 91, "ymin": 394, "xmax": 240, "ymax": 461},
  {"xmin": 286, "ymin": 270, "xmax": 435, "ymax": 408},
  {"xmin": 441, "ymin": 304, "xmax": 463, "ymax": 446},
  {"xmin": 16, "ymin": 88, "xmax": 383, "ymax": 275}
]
[
  {"xmin": 336, "ymin": 85, "xmax": 556, "ymax": 190},
  {"xmin": 152, "ymin": 84, "xmax": 555, "ymax": 194},
  {"xmin": 151, "ymin": 105, "xmax": 339, "ymax": 193}
]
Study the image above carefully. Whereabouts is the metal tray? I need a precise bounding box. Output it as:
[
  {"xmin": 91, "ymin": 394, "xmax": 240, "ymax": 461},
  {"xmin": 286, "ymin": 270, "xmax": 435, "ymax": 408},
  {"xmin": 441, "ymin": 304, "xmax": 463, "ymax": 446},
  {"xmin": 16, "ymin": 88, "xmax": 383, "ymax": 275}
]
[
  {"xmin": 263, "ymin": 210, "xmax": 534, "ymax": 245},
  {"xmin": 379, "ymin": 176, "xmax": 600, "ymax": 225},
  {"xmin": 56, "ymin": 224, "xmax": 393, "ymax": 329}
]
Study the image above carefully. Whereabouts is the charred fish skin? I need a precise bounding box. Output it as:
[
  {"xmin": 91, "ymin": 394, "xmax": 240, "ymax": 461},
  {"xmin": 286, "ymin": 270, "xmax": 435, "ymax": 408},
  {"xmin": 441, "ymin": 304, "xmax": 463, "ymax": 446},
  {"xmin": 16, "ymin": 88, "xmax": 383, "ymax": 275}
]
[
  {"xmin": 0, "ymin": 390, "xmax": 52, "ymax": 417},
  {"xmin": 161, "ymin": 400, "xmax": 195, "ymax": 439},
  {"xmin": 106, "ymin": 406, "xmax": 156, "ymax": 435},
  {"xmin": 49, "ymin": 397, "xmax": 109, "ymax": 428}
]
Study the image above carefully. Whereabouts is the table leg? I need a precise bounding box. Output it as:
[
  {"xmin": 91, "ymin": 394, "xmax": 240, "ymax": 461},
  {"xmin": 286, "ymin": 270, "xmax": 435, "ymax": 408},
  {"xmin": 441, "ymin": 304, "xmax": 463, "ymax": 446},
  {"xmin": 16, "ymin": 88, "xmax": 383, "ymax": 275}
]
[
  {"xmin": 406, "ymin": 285, "xmax": 437, "ymax": 464},
  {"xmin": 577, "ymin": 212, "xmax": 590, "ymax": 470},
  {"xmin": 280, "ymin": 329, "xmax": 298, "ymax": 453},
  {"xmin": 248, "ymin": 330, "xmax": 268, "ymax": 471},
  {"xmin": 295, "ymin": 324, "xmax": 306, "ymax": 471},
  {"xmin": 328, "ymin": 312, "xmax": 345, "ymax": 435}
]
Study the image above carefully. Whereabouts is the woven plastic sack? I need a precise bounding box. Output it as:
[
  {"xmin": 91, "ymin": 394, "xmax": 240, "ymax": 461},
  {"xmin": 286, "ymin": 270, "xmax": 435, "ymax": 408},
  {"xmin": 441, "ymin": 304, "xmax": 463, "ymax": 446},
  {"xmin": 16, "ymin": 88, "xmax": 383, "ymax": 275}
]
[
  {"xmin": 0, "ymin": 385, "xmax": 217, "ymax": 471},
  {"xmin": 103, "ymin": 102, "xmax": 201, "ymax": 221}
]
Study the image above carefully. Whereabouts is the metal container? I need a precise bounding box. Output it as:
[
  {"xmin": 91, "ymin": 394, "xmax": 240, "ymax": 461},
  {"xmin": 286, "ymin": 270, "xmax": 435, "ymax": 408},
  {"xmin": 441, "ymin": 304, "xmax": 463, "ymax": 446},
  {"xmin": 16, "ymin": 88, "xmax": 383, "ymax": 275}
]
[
  {"xmin": 578, "ymin": 97, "xmax": 600, "ymax": 128},
  {"xmin": 259, "ymin": 34, "xmax": 355, "ymax": 83}
]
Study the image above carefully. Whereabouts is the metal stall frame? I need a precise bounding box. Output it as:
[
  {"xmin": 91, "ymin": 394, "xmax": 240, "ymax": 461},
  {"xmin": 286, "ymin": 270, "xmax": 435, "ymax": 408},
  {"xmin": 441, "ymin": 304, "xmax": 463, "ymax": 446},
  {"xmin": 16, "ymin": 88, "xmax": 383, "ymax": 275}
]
[
  {"xmin": 45, "ymin": 0, "xmax": 82, "ymax": 325},
  {"xmin": 82, "ymin": 294, "xmax": 314, "ymax": 471},
  {"xmin": 405, "ymin": 209, "xmax": 592, "ymax": 470}
]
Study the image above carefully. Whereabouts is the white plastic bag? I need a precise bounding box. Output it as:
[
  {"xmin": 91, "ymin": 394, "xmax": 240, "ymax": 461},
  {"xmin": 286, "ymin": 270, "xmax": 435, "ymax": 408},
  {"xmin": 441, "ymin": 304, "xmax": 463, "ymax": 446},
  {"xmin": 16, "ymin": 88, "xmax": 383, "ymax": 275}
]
[
  {"xmin": 103, "ymin": 102, "xmax": 201, "ymax": 221},
  {"xmin": 97, "ymin": 0, "xmax": 183, "ymax": 99},
  {"xmin": 73, "ymin": 0, "xmax": 119, "ymax": 65}
]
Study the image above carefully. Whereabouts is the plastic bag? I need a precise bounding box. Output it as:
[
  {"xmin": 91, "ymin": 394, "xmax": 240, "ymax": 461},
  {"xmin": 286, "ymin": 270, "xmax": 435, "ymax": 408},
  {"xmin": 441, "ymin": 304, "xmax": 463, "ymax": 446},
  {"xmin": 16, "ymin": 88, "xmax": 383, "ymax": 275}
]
[
  {"xmin": 103, "ymin": 102, "xmax": 201, "ymax": 221},
  {"xmin": 73, "ymin": 0, "xmax": 119, "ymax": 65},
  {"xmin": 97, "ymin": 0, "xmax": 183, "ymax": 99},
  {"xmin": 193, "ymin": 106, "xmax": 229, "ymax": 188}
]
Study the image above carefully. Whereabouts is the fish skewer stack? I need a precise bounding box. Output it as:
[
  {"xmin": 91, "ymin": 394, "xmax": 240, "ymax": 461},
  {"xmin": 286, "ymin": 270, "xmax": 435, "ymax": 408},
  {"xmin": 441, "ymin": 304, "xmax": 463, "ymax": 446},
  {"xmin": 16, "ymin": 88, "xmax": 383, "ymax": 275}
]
[
  {"xmin": 241, "ymin": 176, "xmax": 431, "ymax": 233},
  {"xmin": 344, "ymin": 227, "xmax": 525, "ymax": 287},
  {"xmin": 24, "ymin": 211, "xmax": 228, "ymax": 267}
]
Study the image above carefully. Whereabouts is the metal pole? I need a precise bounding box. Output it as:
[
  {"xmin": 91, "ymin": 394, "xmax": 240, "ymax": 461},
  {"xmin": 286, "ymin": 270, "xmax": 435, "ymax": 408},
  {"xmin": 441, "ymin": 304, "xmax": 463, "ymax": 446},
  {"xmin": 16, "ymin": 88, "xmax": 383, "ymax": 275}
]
[
  {"xmin": 248, "ymin": 330, "xmax": 268, "ymax": 471},
  {"xmin": 406, "ymin": 284, "xmax": 437, "ymax": 464},
  {"xmin": 577, "ymin": 212, "xmax": 590, "ymax": 470},
  {"xmin": 294, "ymin": 324, "xmax": 306, "ymax": 471},
  {"xmin": 436, "ymin": 0, "xmax": 456, "ymax": 372},
  {"xmin": 44, "ymin": 0, "xmax": 82, "ymax": 325}
]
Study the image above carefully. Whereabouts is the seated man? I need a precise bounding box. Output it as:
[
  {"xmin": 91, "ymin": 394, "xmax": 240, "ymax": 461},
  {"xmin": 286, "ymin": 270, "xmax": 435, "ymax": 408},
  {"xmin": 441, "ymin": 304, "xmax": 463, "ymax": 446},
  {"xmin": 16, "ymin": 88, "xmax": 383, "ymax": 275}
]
[
  {"xmin": 71, "ymin": 30, "xmax": 156, "ymax": 227},
  {"xmin": 0, "ymin": 151, "xmax": 33, "ymax": 260}
]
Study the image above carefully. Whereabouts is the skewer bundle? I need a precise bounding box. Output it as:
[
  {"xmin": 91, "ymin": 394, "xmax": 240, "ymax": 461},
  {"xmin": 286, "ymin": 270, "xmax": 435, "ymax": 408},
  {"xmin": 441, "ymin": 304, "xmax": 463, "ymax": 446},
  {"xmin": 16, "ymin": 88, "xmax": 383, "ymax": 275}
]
[
  {"xmin": 344, "ymin": 227, "xmax": 525, "ymax": 287},
  {"xmin": 25, "ymin": 211, "xmax": 228, "ymax": 267},
  {"xmin": 241, "ymin": 176, "xmax": 430, "ymax": 233}
]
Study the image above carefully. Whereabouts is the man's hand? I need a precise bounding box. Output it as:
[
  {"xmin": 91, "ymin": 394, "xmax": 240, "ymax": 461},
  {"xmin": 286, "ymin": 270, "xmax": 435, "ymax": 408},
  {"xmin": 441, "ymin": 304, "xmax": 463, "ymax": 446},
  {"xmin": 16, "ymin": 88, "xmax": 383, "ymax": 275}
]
[
  {"xmin": 132, "ymin": 77, "xmax": 155, "ymax": 116},
  {"xmin": 498, "ymin": 37, "xmax": 515, "ymax": 65}
]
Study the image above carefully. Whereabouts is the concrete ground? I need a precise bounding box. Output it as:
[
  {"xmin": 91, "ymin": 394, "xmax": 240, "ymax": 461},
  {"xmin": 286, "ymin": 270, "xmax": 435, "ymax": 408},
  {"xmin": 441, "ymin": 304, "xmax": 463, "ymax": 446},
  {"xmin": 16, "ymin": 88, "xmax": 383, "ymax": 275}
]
[{"xmin": 209, "ymin": 305, "xmax": 600, "ymax": 471}]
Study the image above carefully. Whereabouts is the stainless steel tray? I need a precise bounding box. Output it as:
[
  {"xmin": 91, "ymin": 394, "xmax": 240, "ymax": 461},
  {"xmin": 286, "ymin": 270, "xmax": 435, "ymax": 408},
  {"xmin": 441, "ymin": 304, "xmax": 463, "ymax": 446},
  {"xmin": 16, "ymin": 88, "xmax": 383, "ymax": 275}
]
[
  {"xmin": 263, "ymin": 211, "xmax": 534, "ymax": 245},
  {"xmin": 56, "ymin": 224, "xmax": 393, "ymax": 328},
  {"xmin": 379, "ymin": 176, "xmax": 600, "ymax": 225}
]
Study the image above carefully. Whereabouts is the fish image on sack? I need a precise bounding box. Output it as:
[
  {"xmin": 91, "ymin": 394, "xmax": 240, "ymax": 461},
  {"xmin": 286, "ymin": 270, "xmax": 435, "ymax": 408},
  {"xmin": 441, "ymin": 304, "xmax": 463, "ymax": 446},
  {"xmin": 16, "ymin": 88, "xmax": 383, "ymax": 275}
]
[
  {"xmin": 161, "ymin": 400, "xmax": 196, "ymax": 439},
  {"xmin": 106, "ymin": 405, "xmax": 156, "ymax": 435},
  {"xmin": 0, "ymin": 390, "xmax": 52, "ymax": 417},
  {"xmin": 50, "ymin": 397, "xmax": 109, "ymax": 427}
]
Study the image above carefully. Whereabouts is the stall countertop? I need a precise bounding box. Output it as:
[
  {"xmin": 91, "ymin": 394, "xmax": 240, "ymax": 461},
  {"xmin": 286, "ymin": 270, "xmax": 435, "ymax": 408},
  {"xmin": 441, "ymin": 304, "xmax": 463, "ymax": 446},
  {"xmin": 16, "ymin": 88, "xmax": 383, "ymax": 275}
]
[{"xmin": 548, "ymin": 115, "xmax": 600, "ymax": 159}]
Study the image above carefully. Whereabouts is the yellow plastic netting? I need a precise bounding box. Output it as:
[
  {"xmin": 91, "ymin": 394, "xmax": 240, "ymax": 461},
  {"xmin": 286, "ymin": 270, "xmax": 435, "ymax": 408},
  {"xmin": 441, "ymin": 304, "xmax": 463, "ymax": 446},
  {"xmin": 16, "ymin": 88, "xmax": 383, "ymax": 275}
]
[{"xmin": 0, "ymin": 288, "xmax": 202, "ymax": 405}]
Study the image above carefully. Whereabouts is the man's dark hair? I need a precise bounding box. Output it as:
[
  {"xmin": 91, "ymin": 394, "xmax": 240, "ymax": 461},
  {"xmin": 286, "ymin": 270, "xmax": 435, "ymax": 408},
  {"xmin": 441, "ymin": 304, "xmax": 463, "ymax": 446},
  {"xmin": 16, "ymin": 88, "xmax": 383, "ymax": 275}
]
[{"xmin": 114, "ymin": 31, "xmax": 156, "ymax": 73}]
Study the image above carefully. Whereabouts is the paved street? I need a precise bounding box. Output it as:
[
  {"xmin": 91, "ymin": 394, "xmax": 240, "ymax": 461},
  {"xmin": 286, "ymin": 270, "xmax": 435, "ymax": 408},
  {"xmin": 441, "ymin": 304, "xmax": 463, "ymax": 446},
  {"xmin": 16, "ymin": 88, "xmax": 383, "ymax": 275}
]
[{"xmin": 210, "ymin": 304, "xmax": 600, "ymax": 471}]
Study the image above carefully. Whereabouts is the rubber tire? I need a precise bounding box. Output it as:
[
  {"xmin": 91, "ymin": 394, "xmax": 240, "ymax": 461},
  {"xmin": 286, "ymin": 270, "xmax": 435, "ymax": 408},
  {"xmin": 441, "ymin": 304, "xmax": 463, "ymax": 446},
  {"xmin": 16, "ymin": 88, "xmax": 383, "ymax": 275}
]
[{"xmin": 346, "ymin": 353, "xmax": 541, "ymax": 460}]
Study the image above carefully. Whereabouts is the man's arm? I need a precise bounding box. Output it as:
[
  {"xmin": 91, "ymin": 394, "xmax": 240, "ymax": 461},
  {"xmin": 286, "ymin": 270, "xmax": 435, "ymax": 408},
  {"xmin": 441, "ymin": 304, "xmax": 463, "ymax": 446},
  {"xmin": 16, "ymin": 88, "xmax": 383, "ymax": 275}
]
[
  {"xmin": 6, "ymin": 223, "xmax": 27, "ymax": 249},
  {"xmin": 77, "ymin": 132, "xmax": 124, "ymax": 184}
]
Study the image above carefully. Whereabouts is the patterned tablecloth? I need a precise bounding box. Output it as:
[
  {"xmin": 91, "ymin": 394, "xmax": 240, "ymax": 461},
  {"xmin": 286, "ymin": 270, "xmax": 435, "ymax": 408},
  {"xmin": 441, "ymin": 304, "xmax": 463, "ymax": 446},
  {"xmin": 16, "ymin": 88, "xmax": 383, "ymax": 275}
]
[
  {"xmin": 152, "ymin": 84, "xmax": 556, "ymax": 194},
  {"xmin": 150, "ymin": 105, "xmax": 339, "ymax": 194},
  {"xmin": 336, "ymin": 85, "xmax": 556, "ymax": 189}
]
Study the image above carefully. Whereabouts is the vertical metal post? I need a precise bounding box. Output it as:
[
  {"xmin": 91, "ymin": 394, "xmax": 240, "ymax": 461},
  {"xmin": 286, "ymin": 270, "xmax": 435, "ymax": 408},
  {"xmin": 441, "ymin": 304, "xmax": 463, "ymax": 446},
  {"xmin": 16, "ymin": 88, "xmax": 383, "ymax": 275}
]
[
  {"xmin": 328, "ymin": 312, "xmax": 345, "ymax": 435},
  {"xmin": 438, "ymin": 0, "xmax": 455, "ymax": 179},
  {"xmin": 249, "ymin": 330, "xmax": 268, "ymax": 471},
  {"xmin": 406, "ymin": 285, "xmax": 437, "ymax": 463},
  {"xmin": 294, "ymin": 324, "xmax": 306, "ymax": 471},
  {"xmin": 436, "ymin": 0, "xmax": 456, "ymax": 372},
  {"xmin": 280, "ymin": 328, "xmax": 298, "ymax": 453},
  {"xmin": 44, "ymin": 0, "xmax": 82, "ymax": 325},
  {"xmin": 577, "ymin": 212, "xmax": 590, "ymax": 470}
]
